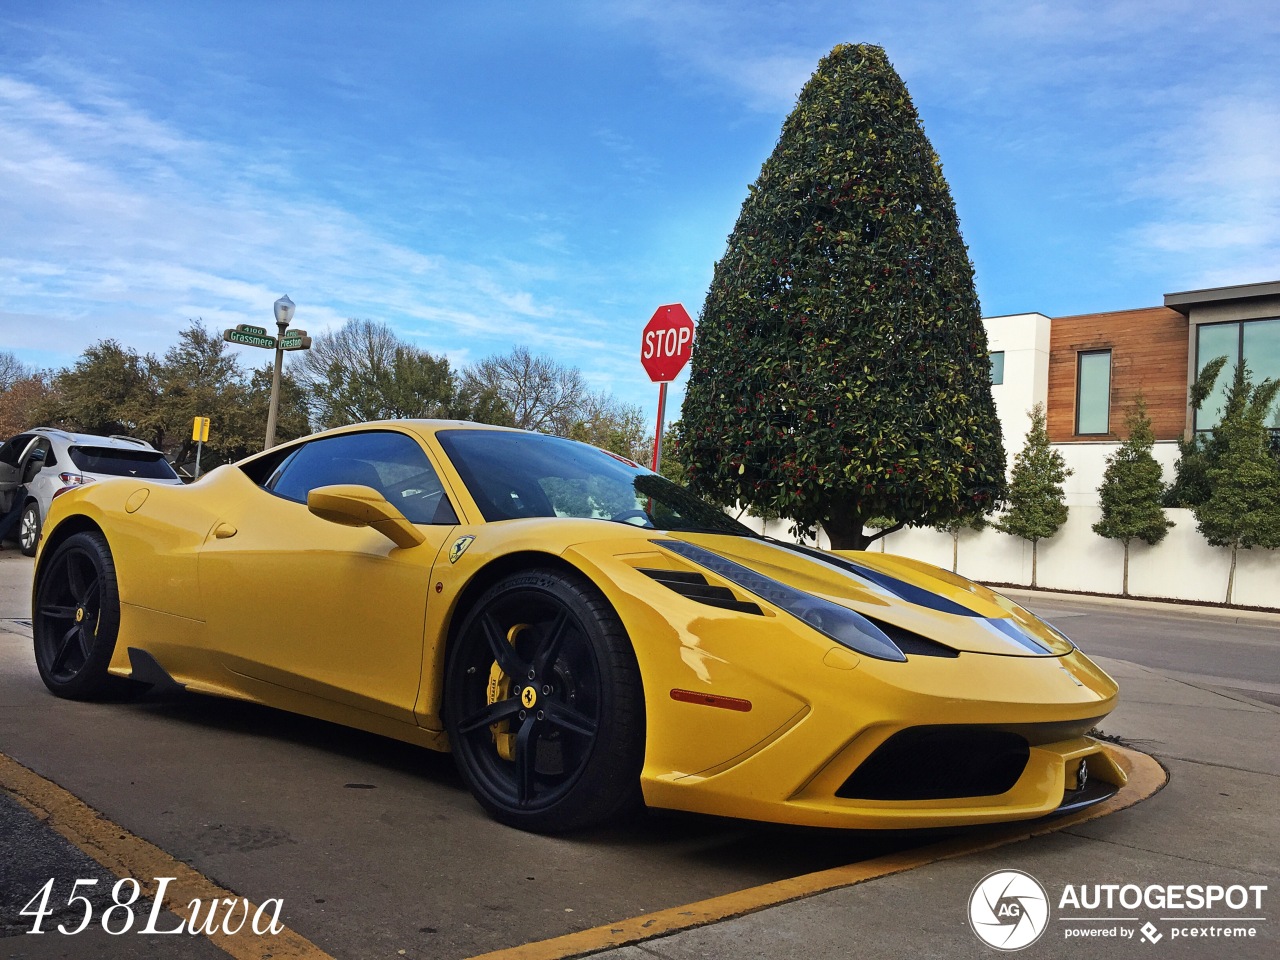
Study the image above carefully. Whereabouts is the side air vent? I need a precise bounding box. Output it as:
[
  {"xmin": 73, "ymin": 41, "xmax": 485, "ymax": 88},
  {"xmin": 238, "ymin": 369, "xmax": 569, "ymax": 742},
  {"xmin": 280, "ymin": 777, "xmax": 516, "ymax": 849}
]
[
  {"xmin": 637, "ymin": 568, "xmax": 763, "ymax": 615},
  {"xmin": 865, "ymin": 617, "xmax": 960, "ymax": 658}
]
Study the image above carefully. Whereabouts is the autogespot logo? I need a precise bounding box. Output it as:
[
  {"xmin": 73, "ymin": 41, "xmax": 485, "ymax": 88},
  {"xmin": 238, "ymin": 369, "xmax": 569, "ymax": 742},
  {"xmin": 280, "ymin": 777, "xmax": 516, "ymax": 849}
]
[{"xmin": 969, "ymin": 870, "xmax": 1050, "ymax": 951}]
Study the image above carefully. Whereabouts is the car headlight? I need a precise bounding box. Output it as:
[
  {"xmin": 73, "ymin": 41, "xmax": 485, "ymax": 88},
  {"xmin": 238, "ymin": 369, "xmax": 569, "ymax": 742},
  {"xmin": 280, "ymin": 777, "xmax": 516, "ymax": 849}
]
[{"xmin": 655, "ymin": 539, "xmax": 907, "ymax": 662}]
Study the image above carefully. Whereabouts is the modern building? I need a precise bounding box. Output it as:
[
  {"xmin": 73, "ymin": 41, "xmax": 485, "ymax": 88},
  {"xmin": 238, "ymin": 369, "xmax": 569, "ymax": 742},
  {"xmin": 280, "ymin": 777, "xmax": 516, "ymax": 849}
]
[{"xmin": 986, "ymin": 279, "xmax": 1280, "ymax": 505}]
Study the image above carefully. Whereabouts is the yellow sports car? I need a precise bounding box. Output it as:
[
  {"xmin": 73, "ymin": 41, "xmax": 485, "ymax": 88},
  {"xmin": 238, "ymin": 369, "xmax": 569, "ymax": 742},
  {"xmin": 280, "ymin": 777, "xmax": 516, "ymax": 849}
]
[{"xmin": 32, "ymin": 420, "xmax": 1123, "ymax": 833}]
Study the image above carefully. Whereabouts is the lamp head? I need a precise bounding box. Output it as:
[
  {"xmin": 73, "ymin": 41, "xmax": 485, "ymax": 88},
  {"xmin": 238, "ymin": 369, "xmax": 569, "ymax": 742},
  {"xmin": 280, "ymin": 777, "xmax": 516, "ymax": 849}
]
[{"xmin": 274, "ymin": 295, "xmax": 296, "ymax": 325}]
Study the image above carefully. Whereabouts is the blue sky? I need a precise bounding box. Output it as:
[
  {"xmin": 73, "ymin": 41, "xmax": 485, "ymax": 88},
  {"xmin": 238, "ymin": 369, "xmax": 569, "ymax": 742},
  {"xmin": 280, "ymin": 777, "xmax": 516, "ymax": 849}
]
[{"xmin": 2, "ymin": 1, "xmax": 1278, "ymax": 423}]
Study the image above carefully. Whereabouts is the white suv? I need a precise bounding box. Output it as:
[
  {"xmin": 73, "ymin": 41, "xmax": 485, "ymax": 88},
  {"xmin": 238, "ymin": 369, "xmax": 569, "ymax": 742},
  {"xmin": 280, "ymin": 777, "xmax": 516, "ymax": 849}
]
[{"xmin": 0, "ymin": 428, "xmax": 183, "ymax": 556}]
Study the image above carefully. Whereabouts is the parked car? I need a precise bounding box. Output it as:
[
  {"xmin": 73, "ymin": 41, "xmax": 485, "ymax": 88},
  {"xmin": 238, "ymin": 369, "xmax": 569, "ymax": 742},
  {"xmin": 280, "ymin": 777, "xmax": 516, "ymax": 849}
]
[
  {"xmin": 30, "ymin": 419, "xmax": 1123, "ymax": 833},
  {"xmin": 0, "ymin": 428, "xmax": 182, "ymax": 556}
]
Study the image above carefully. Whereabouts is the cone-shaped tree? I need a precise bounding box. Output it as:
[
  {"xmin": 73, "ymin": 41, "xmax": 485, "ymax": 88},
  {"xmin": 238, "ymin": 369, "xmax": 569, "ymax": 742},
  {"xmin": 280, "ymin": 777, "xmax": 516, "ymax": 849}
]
[
  {"xmin": 1093, "ymin": 396, "xmax": 1174, "ymax": 596},
  {"xmin": 996, "ymin": 403, "xmax": 1069, "ymax": 588},
  {"xmin": 677, "ymin": 44, "xmax": 1004, "ymax": 550},
  {"xmin": 1194, "ymin": 362, "xmax": 1280, "ymax": 604},
  {"xmin": 1165, "ymin": 355, "xmax": 1228, "ymax": 508}
]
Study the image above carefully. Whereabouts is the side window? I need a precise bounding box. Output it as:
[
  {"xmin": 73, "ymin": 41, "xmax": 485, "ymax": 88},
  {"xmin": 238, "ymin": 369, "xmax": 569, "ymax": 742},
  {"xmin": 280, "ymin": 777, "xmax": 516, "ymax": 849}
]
[
  {"xmin": 0, "ymin": 434, "xmax": 36, "ymax": 468},
  {"xmin": 1075, "ymin": 349, "xmax": 1112, "ymax": 435},
  {"xmin": 266, "ymin": 431, "xmax": 457, "ymax": 525},
  {"xmin": 21, "ymin": 439, "xmax": 52, "ymax": 484},
  {"xmin": 989, "ymin": 351, "xmax": 1005, "ymax": 385}
]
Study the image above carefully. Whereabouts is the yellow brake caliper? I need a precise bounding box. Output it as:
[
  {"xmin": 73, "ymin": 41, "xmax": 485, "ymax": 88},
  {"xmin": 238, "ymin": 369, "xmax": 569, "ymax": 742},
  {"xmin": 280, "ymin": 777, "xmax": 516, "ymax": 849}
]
[{"xmin": 486, "ymin": 624, "xmax": 530, "ymax": 761}]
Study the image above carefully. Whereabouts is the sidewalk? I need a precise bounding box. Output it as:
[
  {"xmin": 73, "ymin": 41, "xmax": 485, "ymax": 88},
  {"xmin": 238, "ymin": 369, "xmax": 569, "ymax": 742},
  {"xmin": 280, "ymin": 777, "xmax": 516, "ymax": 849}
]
[{"xmin": 582, "ymin": 656, "xmax": 1279, "ymax": 959}]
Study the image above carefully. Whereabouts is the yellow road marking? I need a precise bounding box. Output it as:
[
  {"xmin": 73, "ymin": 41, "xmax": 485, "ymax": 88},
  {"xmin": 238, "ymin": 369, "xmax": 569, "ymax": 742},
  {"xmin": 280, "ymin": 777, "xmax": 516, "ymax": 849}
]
[
  {"xmin": 1, "ymin": 744, "xmax": 1165, "ymax": 960},
  {"xmin": 0, "ymin": 752, "xmax": 335, "ymax": 960},
  {"xmin": 467, "ymin": 745, "xmax": 1165, "ymax": 960}
]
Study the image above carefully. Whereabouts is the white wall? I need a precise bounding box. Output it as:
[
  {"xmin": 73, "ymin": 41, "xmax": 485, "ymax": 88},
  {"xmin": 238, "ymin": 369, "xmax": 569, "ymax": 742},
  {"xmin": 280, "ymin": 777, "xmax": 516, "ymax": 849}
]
[
  {"xmin": 737, "ymin": 506, "xmax": 1278, "ymax": 609},
  {"xmin": 873, "ymin": 509, "xmax": 1280, "ymax": 608},
  {"xmin": 986, "ymin": 312, "xmax": 1051, "ymax": 455},
  {"xmin": 1056, "ymin": 441, "xmax": 1180, "ymax": 507}
]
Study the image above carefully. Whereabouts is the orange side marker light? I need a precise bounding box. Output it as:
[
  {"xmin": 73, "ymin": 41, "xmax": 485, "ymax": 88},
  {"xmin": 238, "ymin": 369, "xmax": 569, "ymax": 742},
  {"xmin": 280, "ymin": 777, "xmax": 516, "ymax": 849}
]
[{"xmin": 669, "ymin": 689, "xmax": 752, "ymax": 712}]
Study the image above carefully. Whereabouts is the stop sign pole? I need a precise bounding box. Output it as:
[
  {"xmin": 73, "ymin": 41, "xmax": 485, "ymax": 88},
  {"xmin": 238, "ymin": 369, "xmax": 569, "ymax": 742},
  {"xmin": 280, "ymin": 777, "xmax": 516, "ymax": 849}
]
[{"xmin": 640, "ymin": 304, "xmax": 695, "ymax": 472}]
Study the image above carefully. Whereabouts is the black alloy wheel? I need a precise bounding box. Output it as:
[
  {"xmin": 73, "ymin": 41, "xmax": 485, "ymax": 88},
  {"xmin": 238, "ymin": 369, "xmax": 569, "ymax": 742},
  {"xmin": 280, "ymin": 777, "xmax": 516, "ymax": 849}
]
[
  {"xmin": 444, "ymin": 569, "xmax": 645, "ymax": 833},
  {"xmin": 32, "ymin": 531, "xmax": 127, "ymax": 699}
]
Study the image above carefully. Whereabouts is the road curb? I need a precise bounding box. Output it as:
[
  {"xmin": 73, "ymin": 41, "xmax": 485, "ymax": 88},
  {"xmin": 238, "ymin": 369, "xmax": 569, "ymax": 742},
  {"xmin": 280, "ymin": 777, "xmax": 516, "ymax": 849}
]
[
  {"xmin": 0, "ymin": 751, "xmax": 334, "ymax": 960},
  {"xmin": 995, "ymin": 586, "xmax": 1280, "ymax": 623}
]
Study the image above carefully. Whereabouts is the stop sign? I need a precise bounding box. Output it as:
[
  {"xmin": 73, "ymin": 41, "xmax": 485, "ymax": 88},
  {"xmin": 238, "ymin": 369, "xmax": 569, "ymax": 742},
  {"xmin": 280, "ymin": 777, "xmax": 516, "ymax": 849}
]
[{"xmin": 641, "ymin": 303, "xmax": 695, "ymax": 383}]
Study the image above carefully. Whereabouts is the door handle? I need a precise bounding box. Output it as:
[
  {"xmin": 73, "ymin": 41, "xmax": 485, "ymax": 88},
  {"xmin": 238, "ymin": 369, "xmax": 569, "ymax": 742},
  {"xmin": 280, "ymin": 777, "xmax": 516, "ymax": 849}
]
[{"xmin": 214, "ymin": 523, "xmax": 238, "ymax": 539}]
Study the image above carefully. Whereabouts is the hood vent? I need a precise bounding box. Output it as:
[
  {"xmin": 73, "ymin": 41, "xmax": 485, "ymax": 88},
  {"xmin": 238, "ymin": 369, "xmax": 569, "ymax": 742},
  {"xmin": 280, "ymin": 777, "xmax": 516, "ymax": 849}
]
[
  {"xmin": 865, "ymin": 617, "xmax": 961, "ymax": 658},
  {"xmin": 637, "ymin": 568, "xmax": 763, "ymax": 616}
]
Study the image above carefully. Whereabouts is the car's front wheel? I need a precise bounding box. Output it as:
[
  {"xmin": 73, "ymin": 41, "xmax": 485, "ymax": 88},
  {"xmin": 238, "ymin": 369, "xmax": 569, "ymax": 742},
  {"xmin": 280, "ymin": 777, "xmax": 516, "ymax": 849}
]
[
  {"xmin": 32, "ymin": 531, "xmax": 126, "ymax": 699},
  {"xmin": 19, "ymin": 502, "xmax": 40, "ymax": 557},
  {"xmin": 444, "ymin": 569, "xmax": 645, "ymax": 833}
]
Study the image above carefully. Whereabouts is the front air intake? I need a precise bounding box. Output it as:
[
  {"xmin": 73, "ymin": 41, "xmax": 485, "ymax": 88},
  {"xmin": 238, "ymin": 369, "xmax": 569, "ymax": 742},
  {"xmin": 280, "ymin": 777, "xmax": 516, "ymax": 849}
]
[
  {"xmin": 637, "ymin": 568, "xmax": 763, "ymax": 615},
  {"xmin": 837, "ymin": 726, "xmax": 1030, "ymax": 800}
]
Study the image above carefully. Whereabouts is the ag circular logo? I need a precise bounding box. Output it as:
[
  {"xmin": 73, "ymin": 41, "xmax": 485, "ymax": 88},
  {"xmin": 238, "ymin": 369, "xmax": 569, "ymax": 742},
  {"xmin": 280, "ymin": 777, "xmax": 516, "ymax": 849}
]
[{"xmin": 968, "ymin": 869, "xmax": 1050, "ymax": 950}]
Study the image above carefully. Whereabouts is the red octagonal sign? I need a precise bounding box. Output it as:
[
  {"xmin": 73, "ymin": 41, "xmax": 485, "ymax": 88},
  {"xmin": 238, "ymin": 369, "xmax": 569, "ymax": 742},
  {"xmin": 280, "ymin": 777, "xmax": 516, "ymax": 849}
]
[{"xmin": 641, "ymin": 303, "xmax": 695, "ymax": 383}]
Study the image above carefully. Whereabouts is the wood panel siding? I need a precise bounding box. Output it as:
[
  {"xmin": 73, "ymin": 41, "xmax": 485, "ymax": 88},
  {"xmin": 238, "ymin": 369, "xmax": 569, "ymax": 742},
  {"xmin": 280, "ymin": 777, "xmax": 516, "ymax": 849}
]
[{"xmin": 1046, "ymin": 306, "xmax": 1188, "ymax": 442}]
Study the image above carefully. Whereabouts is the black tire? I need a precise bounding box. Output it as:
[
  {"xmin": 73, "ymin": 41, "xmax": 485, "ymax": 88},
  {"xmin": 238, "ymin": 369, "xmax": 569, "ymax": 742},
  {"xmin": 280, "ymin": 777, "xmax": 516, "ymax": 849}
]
[
  {"xmin": 19, "ymin": 502, "xmax": 40, "ymax": 557},
  {"xmin": 444, "ymin": 569, "xmax": 645, "ymax": 833},
  {"xmin": 32, "ymin": 531, "xmax": 126, "ymax": 699}
]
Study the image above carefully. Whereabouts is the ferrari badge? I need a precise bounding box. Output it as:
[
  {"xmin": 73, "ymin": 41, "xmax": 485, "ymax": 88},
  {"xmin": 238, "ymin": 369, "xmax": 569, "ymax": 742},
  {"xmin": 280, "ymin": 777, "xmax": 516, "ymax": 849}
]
[{"xmin": 449, "ymin": 535, "xmax": 475, "ymax": 564}]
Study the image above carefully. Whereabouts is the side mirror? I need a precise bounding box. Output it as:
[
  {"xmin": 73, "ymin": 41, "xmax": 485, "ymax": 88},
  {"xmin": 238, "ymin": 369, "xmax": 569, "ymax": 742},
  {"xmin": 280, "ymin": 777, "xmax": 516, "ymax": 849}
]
[{"xmin": 307, "ymin": 484, "xmax": 426, "ymax": 549}]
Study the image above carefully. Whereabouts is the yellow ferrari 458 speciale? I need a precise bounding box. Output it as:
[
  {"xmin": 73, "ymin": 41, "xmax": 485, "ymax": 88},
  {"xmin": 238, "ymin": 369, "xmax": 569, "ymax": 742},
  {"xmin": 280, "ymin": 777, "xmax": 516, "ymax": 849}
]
[{"xmin": 31, "ymin": 420, "xmax": 1123, "ymax": 833}]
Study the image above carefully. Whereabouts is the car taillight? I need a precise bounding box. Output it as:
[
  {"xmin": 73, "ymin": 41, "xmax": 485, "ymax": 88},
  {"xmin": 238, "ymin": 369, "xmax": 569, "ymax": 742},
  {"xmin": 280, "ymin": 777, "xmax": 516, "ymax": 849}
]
[{"xmin": 52, "ymin": 474, "xmax": 94, "ymax": 499}]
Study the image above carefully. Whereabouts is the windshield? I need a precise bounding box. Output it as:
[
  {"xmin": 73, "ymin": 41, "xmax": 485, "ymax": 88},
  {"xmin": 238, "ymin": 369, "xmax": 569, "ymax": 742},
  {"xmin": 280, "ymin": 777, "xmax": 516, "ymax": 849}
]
[
  {"xmin": 70, "ymin": 446, "xmax": 179, "ymax": 480},
  {"xmin": 436, "ymin": 429, "xmax": 753, "ymax": 536}
]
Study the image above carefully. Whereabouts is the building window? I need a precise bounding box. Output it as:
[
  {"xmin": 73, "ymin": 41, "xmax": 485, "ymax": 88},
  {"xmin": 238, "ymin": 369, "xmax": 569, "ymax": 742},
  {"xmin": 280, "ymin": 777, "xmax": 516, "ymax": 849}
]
[
  {"xmin": 1075, "ymin": 350, "xmax": 1111, "ymax": 435},
  {"xmin": 989, "ymin": 351, "xmax": 1005, "ymax": 385},
  {"xmin": 1195, "ymin": 317, "xmax": 1280, "ymax": 432}
]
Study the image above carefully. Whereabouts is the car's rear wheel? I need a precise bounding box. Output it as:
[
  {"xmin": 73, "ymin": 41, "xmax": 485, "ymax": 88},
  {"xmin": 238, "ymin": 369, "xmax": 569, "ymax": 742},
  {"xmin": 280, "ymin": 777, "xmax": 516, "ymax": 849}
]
[
  {"xmin": 19, "ymin": 502, "xmax": 40, "ymax": 557},
  {"xmin": 33, "ymin": 531, "xmax": 126, "ymax": 699},
  {"xmin": 444, "ymin": 569, "xmax": 645, "ymax": 833}
]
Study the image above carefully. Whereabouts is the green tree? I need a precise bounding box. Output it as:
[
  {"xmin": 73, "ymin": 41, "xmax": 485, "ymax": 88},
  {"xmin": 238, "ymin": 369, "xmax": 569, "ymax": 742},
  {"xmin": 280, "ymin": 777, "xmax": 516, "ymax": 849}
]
[
  {"xmin": 158, "ymin": 321, "xmax": 248, "ymax": 467},
  {"xmin": 676, "ymin": 43, "xmax": 1004, "ymax": 549},
  {"xmin": 1093, "ymin": 396, "xmax": 1174, "ymax": 596},
  {"xmin": 567, "ymin": 393, "xmax": 648, "ymax": 463},
  {"xmin": 996, "ymin": 404, "xmax": 1070, "ymax": 588},
  {"xmin": 1193, "ymin": 363, "xmax": 1280, "ymax": 604},
  {"xmin": 1165, "ymin": 355, "xmax": 1229, "ymax": 508},
  {"xmin": 242, "ymin": 364, "xmax": 312, "ymax": 452},
  {"xmin": 297, "ymin": 319, "xmax": 479, "ymax": 428},
  {"xmin": 43, "ymin": 340, "xmax": 164, "ymax": 443},
  {"xmin": 652, "ymin": 420, "xmax": 688, "ymax": 485},
  {"xmin": 935, "ymin": 512, "xmax": 987, "ymax": 574}
]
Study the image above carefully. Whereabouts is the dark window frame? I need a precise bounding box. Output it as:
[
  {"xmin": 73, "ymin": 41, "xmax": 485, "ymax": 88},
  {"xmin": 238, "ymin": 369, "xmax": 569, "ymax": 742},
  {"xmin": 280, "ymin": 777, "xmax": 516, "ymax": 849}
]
[{"xmin": 1074, "ymin": 349, "xmax": 1112, "ymax": 436}]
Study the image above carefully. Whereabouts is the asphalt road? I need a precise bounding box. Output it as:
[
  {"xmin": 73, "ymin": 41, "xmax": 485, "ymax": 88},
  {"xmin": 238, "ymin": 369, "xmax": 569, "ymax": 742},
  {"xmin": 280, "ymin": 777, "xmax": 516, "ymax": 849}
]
[
  {"xmin": 2, "ymin": 550, "xmax": 1278, "ymax": 959},
  {"xmin": 1011, "ymin": 593, "xmax": 1280, "ymax": 707},
  {"xmin": 0, "ymin": 552, "xmax": 919, "ymax": 960}
]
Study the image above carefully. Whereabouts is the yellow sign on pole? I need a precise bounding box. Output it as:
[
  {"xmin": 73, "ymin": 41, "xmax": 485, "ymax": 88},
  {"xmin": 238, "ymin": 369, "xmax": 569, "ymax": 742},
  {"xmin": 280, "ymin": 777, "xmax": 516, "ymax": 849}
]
[{"xmin": 192, "ymin": 416, "xmax": 210, "ymax": 443}]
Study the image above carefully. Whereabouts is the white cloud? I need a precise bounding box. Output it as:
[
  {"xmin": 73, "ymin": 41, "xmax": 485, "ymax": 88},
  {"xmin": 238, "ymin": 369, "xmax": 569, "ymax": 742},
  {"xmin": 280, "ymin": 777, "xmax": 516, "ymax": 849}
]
[
  {"xmin": 1123, "ymin": 96, "xmax": 1280, "ymax": 284},
  {"xmin": 0, "ymin": 67, "xmax": 610, "ymax": 372}
]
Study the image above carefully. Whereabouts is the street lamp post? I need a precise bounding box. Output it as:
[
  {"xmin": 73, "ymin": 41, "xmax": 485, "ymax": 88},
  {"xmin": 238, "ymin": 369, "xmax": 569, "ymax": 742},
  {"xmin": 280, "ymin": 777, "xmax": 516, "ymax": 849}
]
[{"xmin": 264, "ymin": 294, "xmax": 295, "ymax": 449}]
